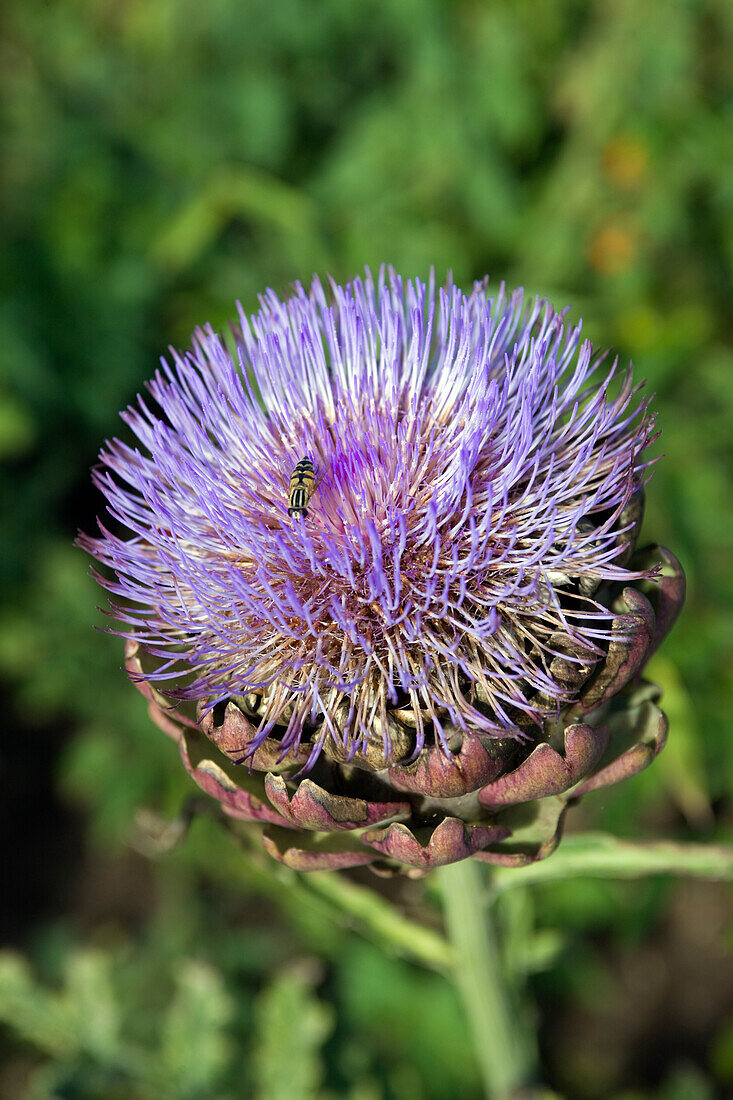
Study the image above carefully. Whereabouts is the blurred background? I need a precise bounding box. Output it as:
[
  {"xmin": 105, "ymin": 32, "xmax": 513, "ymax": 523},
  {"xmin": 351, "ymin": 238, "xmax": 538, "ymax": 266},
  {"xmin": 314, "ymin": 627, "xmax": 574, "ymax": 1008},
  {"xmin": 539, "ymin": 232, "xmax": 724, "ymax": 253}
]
[{"xmin": 1, "ymin": 1, "xmax": 731, "ymax": 1097}]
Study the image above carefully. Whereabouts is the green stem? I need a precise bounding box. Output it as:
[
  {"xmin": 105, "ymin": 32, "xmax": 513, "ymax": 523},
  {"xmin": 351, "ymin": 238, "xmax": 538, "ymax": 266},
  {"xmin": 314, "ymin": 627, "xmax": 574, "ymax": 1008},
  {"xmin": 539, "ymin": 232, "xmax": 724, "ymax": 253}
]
[
  {"xmin": 169, "ymin": 815, "xmax": 454, "ymax": 972},
  {"xmin": 303, "ymin": 871, "xmax": 454, "ymax": 971},
  {"xmin": 487, "ymin": 833, "xmax": 733, "ymax": 896},
  {"xmin": 438, "ymin": 860, "xmax": 533, "ymax": 1100}
]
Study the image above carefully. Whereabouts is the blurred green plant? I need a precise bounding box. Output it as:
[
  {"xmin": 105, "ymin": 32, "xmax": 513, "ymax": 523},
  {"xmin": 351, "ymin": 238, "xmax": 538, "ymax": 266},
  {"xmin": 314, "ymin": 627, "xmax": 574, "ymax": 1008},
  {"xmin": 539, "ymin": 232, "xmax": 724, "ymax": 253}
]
[
  {"xmin": 251, "ymin": 961, "xmax": 333, "ymax": 1100},
  {"xmin": 0, "ymin": 949, "xmax": 233, "ymax": 1100}
]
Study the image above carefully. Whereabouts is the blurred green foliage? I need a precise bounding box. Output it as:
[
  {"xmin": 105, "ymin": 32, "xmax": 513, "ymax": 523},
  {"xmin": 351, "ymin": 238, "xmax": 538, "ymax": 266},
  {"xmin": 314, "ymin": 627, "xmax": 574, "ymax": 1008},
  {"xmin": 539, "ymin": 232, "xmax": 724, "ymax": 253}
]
[
  {"xmin": 1, "ymin": 1, "xmax": 731, "ymax": 1097},
  {"xmin": 0, "ymin": 949, "xmax": 234, "ymax": 1099}
]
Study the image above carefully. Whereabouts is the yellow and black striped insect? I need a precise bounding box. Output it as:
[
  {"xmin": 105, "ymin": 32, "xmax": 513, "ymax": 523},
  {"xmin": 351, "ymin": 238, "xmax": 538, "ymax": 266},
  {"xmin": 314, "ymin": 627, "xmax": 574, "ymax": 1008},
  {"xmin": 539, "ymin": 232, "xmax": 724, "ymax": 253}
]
[{"xmin": 288, "ymin": 456, "xmax": 316, "ymax": 517}]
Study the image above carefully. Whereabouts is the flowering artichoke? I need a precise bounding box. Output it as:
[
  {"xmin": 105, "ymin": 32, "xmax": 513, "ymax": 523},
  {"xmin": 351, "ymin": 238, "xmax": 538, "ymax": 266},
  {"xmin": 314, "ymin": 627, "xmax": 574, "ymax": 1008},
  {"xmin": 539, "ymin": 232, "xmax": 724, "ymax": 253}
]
[{"xmin": 81, "ymin": 270, "xmax": 684, "ymax": 875}]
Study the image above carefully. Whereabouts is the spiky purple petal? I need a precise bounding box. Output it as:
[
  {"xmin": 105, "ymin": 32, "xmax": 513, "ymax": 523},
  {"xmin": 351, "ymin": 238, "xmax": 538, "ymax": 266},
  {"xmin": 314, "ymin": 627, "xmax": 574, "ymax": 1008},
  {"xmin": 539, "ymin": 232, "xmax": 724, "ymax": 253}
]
[{"xmin": 81, "ymin": 268, "xmax": 657, "ymax": 768}]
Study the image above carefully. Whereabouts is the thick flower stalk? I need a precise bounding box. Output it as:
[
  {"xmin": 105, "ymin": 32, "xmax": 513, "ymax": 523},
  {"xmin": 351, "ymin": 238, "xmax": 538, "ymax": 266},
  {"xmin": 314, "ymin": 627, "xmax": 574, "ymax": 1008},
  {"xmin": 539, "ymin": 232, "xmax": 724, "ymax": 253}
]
[{"xmin": 80, "ymin": 269, "xmax": 684, "ymax": 874}]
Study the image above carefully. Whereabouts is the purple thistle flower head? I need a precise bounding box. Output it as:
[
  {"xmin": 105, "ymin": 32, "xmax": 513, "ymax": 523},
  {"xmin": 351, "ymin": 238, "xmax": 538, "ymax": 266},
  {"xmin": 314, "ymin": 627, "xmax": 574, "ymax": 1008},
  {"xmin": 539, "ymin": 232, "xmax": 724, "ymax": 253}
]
[{"xmin": 80, "ymin": 268, "xmax": 658, "ymax": 776}]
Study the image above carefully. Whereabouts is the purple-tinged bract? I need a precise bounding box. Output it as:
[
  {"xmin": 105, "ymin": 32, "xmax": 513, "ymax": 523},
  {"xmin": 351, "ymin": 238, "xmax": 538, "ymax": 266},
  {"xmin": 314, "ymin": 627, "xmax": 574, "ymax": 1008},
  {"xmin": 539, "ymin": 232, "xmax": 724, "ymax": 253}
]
[{"xmin": 81, "ymin": 269, "xmax": 684, "ymax": 874}]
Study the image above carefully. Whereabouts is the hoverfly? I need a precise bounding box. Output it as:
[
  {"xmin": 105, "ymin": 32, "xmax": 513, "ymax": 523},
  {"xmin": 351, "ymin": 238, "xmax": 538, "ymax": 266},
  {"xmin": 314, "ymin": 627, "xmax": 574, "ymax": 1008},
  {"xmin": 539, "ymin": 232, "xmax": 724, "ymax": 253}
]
[{"xmin": 288, "ymin": 456, "xmax": 317, "ymax": 517}]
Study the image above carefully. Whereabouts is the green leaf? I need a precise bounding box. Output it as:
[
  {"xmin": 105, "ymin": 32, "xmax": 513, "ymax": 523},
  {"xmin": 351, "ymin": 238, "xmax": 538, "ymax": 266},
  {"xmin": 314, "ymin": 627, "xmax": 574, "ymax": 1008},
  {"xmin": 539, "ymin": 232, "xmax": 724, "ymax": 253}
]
[
  {"xmin": 0, "ymin": 952, "xmax": 77, "ymax": 1059},
  {"xmin": 252, "ymin": 962, "xmax": 333, "ymax": 1100},
  {"xmin": 159, "ymin": 960, "xmax": 234, "ymax": 1099},
  {"xmin": 66, "ymin": 950, "xmax": 120, "ymax": 1061},
  {"xmin": 150, "ymin": 167, "xmax": 324, "ymax": 274}
]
